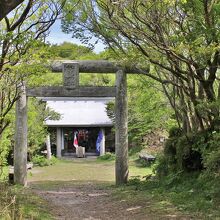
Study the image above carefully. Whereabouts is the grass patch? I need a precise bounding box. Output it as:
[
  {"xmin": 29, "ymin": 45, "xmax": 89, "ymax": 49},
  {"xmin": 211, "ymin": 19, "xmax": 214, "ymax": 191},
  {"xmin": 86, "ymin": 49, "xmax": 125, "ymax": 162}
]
[
  {"xmin": 129, "ymin": 158, "xmax": 152, "ymax": 178},
  {"xmin": 29, "ymin": 158, "xmax": 115, "ymax": 183},
  {"xmin": 0, "ymin": 182, "xmax": 52, "ymax": 219},
  {"xmin": 111, "ymin": 172, "xmax": 220, "ymax": 219},
  {"xmin": 29, "ymin": 157, "xmax": 152, "ymax": 183}
]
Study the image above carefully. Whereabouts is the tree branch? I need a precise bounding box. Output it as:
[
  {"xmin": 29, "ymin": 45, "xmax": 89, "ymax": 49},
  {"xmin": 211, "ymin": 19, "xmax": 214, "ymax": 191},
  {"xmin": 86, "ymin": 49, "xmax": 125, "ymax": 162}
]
[{"xmin": 0, "ymin": 0, "xmax": 24, "ymax": 21}]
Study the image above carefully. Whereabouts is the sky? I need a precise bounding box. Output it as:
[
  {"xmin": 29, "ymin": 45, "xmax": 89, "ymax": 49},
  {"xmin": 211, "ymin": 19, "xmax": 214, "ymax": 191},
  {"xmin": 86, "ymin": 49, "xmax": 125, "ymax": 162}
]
[{"xmin": 46, "ymin": 20, "xmax": 105, "ymax": 53}]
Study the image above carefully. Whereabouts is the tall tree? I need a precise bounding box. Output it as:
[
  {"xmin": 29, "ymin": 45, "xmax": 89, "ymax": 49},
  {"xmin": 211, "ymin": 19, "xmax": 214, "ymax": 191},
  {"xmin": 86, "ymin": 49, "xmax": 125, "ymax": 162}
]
[
  {"xmin": 62, "ymin": 0, "xmax": 220, "ymax": 133},
  {"xmin": 49, "ymin": 42, "xmax": 93, "ymax": 59},
  {"xmin": 0, "ymin": 0, "xmax": 66, "ymax": 138}
]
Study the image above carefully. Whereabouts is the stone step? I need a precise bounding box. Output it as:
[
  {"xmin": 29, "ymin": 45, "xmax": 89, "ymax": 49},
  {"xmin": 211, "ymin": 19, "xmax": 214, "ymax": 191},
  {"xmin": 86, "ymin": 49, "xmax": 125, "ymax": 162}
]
[{"xmin": 62, "ymin": 152, "xmax": 98, "ymax": 156}]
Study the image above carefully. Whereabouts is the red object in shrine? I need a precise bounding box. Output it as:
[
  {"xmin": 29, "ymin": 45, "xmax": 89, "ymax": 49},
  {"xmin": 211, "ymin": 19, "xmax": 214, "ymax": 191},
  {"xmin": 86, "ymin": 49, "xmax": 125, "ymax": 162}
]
[{"xmin": 73, "ymin": 133, "xmax": 78, "ymax": 148}]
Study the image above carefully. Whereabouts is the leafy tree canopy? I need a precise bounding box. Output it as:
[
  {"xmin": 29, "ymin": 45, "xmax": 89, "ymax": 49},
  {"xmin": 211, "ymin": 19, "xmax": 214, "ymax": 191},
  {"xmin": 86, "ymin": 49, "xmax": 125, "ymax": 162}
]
[{"xmin": 62, "ymin": 0, "xmax": 220, "ymax": 134}]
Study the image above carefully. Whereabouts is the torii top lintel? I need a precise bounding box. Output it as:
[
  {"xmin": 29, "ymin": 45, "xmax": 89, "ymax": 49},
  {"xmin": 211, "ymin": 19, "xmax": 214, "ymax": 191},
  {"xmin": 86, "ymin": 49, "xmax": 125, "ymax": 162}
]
[
  {"xmin": 26, "ymin": 60, "xmax": 149, "ymax": 97},
  {"xmin": 51, "ymin": 60, "xmax": 149, "ymax": 74}
]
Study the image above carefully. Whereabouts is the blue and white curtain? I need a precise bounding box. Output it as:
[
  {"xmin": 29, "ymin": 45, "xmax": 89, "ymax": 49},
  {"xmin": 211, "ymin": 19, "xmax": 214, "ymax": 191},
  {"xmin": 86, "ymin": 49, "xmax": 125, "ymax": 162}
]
[{"xmin": 96, "ymin": 130, "xmax": 103, "ymax": 155}]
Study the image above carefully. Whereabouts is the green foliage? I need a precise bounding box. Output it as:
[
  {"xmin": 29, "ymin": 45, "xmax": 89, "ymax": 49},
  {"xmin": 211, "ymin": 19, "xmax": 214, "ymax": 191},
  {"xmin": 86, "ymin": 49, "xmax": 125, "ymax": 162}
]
[
  {"xmin": 128, "ymin": 145, "xmax": 144, "ymax": 156},
  {"xmin": 0, "ymin": 43, "xmax": 61, "ymax": 167},
  {"xmin": 156, "ymin": 130, "xmax": 205, "ymax": 175},
  {"xmin": 127, "ymin": 75, "xmax": 175, "ymax": 145},
  {"xmin": 63, "ymin": 0, "xmax": 220, "ymax": 135},
  {"xmin": 135, "ymin": 158, "xmax": 154, "ymax": 168},
  {"xmin": 0, "ymin": 183, "xmax": 20, "ymax": 219},
  {"xmin": 153, "ymin": 153, "xmax": 169, "ymax": 178},
  {"xmin": 105, "ymin": 101, "xmax": 115, "ymax": 123},
  {"xmin": 202, "ymin": 132, "xmax": 220, "ymax": 178},
  {"xmin": 48, "ymin": 41, "xmax": 112, "ymax": 61},
  {"xmin": 27, "ymin": 98, "xmax": 60, "ymax": 159},
  {"xmin": 121, "ymin": 170, "xmax": 220, "ymax": 218},
  {"xmin": 156, "ymin": 127, "xmax": 220, "ymax": 178},
  {"xmin": 32, "ymin": 155, "xmax": 58, "ymax": 167},
  {"xmin": 0, "ymin": 0, "xmax": 64, "ymax": 157},
  {"xmin": 28, "ymin": 99, "xmax": 48, "ymax": 159},
  {"xmin": 127, "ymin": 175, "xmax": 143, "ymax": 185},
  {"xmin": 49, "ymin": 42, "xmax": 96, "ymax": 59},
  {"xmin": 97, "ymin": 152, "xmax": 115, "ymax": 161},
  {"xmin": 80, "ymin": 73, "xmax": 115, "ymax": 86},
  {"xmin": 105, "ymin": 73, "xmax": 175, "ymax": 147},
  {"xmin": 49, "ymin": 42, "xmax": 116, "ymax": 87},
  {"xmin": 0, "ymin": 183, "xmax": 52, "ymax": 219},
  {"xmin": 0, "ymin": 96, "xmax": 60, "ymax": 168},
  {"xmin": 168, "ymin": 126, "xmax": 183, "ymax": 138},
  {"xmin": 0, "ymin": 125, "xmax": 14, "ymax": 168}
]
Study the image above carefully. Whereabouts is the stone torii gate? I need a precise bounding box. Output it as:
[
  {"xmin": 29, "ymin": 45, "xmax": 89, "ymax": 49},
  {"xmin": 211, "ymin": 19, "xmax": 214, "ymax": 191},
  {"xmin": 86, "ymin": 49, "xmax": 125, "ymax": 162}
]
[{"xmin": 14, "ymin": 60, "xmax": 147, "ymax": 186}]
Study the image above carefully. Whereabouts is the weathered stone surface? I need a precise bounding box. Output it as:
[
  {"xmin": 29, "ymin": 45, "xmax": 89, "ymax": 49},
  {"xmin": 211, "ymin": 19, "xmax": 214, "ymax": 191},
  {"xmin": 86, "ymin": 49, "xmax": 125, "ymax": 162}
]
[
  {"xmin": 14, "ymin": 83, "xmax": 27, "ymax": 186},
  {"xmin": 115, "ymin": 70, "xmax": 129, "ymax": 185},
  {"xmin": 27, "ymin": 86, "xmax": 116, "ymax": 97},
  {"xmin": 62, "ymin": 62, "xmax": 79, "ymax": 88},
  {"xmin": 51, "ymin": 60, "xmax": 149, "ymax": 74},
  {"xmin": 139, "ymin": 153, "xmax": 156, "ymax": 162}
]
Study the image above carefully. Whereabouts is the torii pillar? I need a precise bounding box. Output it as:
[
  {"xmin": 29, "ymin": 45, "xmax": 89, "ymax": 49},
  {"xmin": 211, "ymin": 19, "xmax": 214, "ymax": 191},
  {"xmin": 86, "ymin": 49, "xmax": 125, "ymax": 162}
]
[
  {"xmin": 115, "ymin": 70, "xmax": 128, "ymax": 185},
  {"xmin": 14, "ymin": 83, "xmax": 28, "ymax": 186}
]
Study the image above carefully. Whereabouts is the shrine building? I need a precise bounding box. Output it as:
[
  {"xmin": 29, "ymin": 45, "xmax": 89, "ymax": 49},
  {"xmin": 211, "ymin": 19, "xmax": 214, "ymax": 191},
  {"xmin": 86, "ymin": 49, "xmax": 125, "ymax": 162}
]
[{"xmin": 42, "ymin": 97, "xmax": 115, "ymax": 157}]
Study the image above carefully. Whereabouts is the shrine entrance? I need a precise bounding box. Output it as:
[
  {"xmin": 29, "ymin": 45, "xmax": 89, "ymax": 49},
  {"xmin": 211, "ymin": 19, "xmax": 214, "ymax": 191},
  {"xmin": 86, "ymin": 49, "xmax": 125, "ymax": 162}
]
[
  {"xmin": 63, "ymin": 127, "xmax": 101, "ymax": 154},
  {"xmin": 14, "ymin": 60, "xmax": 148, "ymax": 186}
]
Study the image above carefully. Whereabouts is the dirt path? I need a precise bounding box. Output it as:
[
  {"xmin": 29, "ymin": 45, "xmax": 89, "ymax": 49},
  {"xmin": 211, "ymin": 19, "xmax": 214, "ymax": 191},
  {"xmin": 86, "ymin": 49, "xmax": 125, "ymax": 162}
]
[
  {"xmin": 34, "ymin": 183, "xmax": 142, "ymax": 220},
  {"xmin": 30, "ymin": 182, "xmax": 191, "ymax": 220},
  {"xmin": 28, "ymin": 159, "xmax": 193, "ymax": 219}
]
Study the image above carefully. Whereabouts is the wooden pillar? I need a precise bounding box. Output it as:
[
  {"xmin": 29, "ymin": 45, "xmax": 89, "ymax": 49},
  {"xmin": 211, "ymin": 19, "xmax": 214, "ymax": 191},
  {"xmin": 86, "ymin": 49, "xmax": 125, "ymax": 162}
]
[
  {"xmin": 100, "ymin": 128, "xmax": 105, "ymax": 156},
  {"xmin": 115, "ymin": 70, "xmax": 129, "ymax": 185},
  {"xmin": 61, "ymin": 128, "xmax": 64, "ymax": 151},
  {"xmin": 14, "ymin": 83, "xmax": 28, "ymax": 186},
  {"xmin": 46, "ymin": 134, "xmax": 51, "ymax": 160},
  {"xmin": 56, "ymin": 128, "xmax": 62, "ymax": 158}
]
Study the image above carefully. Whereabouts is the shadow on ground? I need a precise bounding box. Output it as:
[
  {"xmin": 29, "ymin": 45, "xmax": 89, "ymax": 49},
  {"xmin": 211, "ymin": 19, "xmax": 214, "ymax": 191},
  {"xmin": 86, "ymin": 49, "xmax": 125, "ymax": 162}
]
[{"xmin": 29, "ymin": 180, "xmax": 194, "ymax": 220}]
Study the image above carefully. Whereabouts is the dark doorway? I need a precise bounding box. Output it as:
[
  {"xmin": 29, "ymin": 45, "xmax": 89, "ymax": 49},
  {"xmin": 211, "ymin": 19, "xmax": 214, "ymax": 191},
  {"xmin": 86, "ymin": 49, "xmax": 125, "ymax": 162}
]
[{"xmin": 63, "ymin": 127, "xmax": 100, "ymax": 153}]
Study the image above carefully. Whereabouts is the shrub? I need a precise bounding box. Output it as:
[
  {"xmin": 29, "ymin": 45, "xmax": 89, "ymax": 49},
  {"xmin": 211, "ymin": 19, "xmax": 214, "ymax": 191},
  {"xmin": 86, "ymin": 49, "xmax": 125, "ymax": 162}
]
[
  {"xmin": 32, "ymin": 155, "xmax": 58, "ymax": 167},
  {"xmin": 202, "ymin": 132, "xmax": 220, "ymax": 178},
  {"xmin": 155, "ymin": 127, "xmax": 211, "ymax": 177},
  {"xmin": 98, "ymin": 152, "xmax": 115, "ymax": 161},
  {"xmin": 153, "ymin": 154, "xmax": 169, "ymax": 178},
  {"xmin": 127, "ymin": 176, "xmax": 142, "ymax": 186},
  {"xmin": 168, "ymin": 126, "xmax": 183, "ymax": 138}
]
